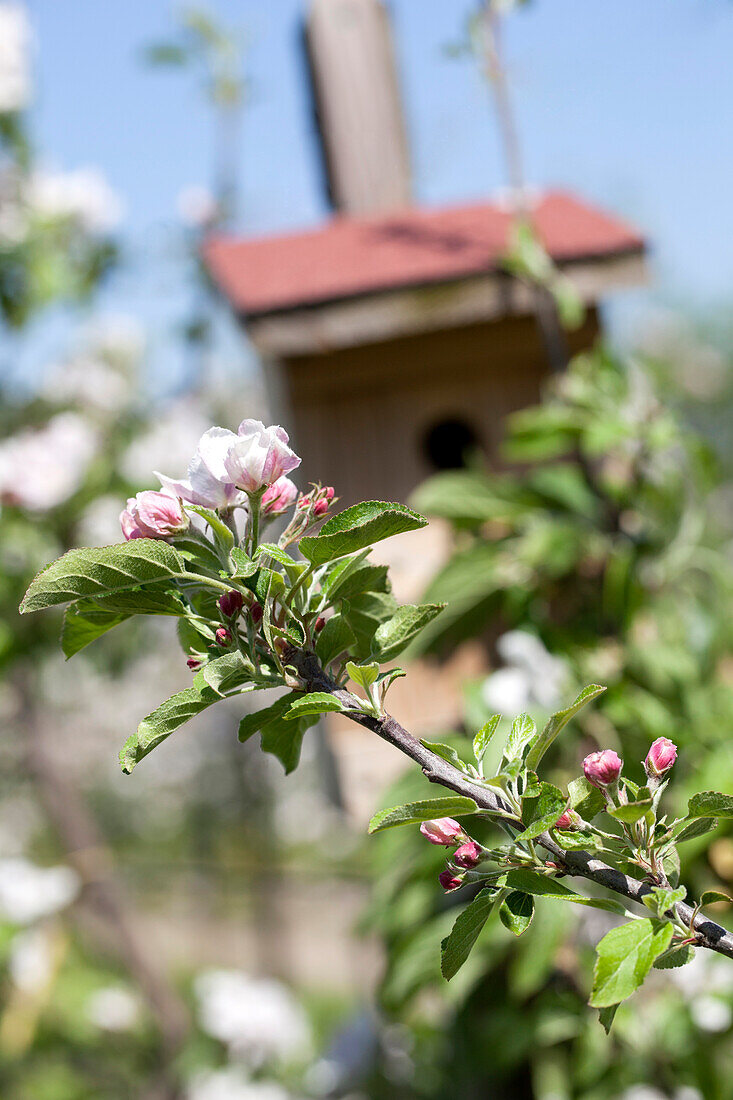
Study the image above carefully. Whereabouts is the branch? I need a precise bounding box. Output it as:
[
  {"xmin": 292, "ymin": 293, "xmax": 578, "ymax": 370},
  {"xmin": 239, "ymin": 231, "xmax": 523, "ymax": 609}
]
[{"xmin": 288, "ymin": 648, "xmax": 733, "ymax": 960}]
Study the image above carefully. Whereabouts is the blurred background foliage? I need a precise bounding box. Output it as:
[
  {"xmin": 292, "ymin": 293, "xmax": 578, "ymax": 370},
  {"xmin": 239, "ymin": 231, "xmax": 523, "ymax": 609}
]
[{"xmin": 1, "ymin": 2, "xmax": 733, "ymax": 1099}]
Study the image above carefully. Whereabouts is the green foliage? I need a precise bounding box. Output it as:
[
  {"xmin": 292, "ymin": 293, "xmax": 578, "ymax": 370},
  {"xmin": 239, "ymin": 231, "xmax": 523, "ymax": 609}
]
[
  {"xmin": 499, "ymin": 891, "xmax": 535, "ymax": 936},
  {"xmin": 299, "ymin": 501, "xmax": 427, "ymax": 564},
  {"xmin": 441, "ymin": 889, "xmax": 498, "ymax": 980},
  {"xmin": 20, "ymin": 541, "xmax": 185, "ymax": 612},
  {"xmin": 525, "ymin": 684, "xmax": 605, "ymax": 771},
  {"xmin": 368, "ymin": 797, "xmax": 478, "ymax": 834},
  {"xmin": 120, "ymin": 683, "xmax": 220, "ymax": 774},
  {"xmin": 372, "ymin": 602, "xmax": 446, "ymax": 661},
  {"xmin": 590, "ymin": 919, "xmax": 674, "ymax": 1007}
]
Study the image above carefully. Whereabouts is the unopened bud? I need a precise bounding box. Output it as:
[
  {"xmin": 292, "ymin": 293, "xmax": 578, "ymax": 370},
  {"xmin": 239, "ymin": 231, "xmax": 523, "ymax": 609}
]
[
  {"xmin": 583, "ymin": 749, "xmax": 622, "ymax": 789},
  {"xmin": 324, "ymin": 486, "xmax": 335, "ymax": 501},
  {"xmin": 315, "ymin": 616, "xmax": 326, "ymax": 633},
  {"xmin": 186, "ymin": 656, "xmax": 203, "ymax": 671},
  {"xmin": 453, "ymin": 841, "xmax": 482, "ymax": 869},
  {"xmin": 250, "ymin": 603, "xmax": 263, "ymax": 625},
  {"xmin": 554, "ymin": 810, "xmax": 581, "ymax": 831},
  {"xmin": 645, "ymin": 737, "xmax": 677, "ymax": 778},
  {"xmin": 215, "ymin": 627, "xmax": 232, "ymax": 648},
  {"xmin": 313, "ymin": 499, "xmax": 328, "ymax": 517},
  {"xmin": 420, "ymin": 818, "xmax": 464, "ymax": 846},
  {"xmin": 438, "ymin": 869, "xmax": 464, "ymax": 892},
  {"xmin": 217, "ymin": 589, "xmax": 244, "ymax": 618}
]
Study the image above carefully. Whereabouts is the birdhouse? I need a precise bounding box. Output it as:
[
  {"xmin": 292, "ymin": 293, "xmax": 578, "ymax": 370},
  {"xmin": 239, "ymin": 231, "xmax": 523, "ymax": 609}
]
[{"xmin": 204, "ymin": 0, "xmax": 646, "ymax": 509}]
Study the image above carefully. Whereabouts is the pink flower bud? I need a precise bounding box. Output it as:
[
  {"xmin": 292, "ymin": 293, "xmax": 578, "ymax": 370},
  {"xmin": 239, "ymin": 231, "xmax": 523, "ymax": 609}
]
[
  {"xmin": 324, "ymin": 487, "xmax": 335, "ymax": 501},
  {"xmin": 215, "ymin": 627, "xmax": 232, "ymax": 647},
  {"xmin": 313, "ymin": 498, "xmax": 329, "ymax": 517},
  {"xmin": 419, "ymin": 818, "xmax": 464, "ymax": 846},
  {"xmin": 315, "ymin": 616, "xmax": 326, "ymax": 633},
  {"xmin": 554, "ymin": 810, "xmax": 574, "ymax": 830},
  {"xmin": 120, "ymin": 490, "xmax": 188, "ymax": 540},
  {"xmin": 250, "ymin": 602, "xmax": 263, "ymax": 625},
  {"xmin": 438, "ymin": 869, "xmax": 464, "ymax": 892},
  {"xmin": 186, "ymin": 656, "xmax": 203, "ymax": 671},
  {"xmin": 645, "ymin": 737, "xmax": 678, "ymax": 777},
  {"xmin": 453, "ymin": 841, "xmax": 482, "ymax": 869},
  {"xmin": 217, "ymin": 590, "xmax": 244, "ymax": 618},
  {"xmin": 262, "ymin": 476, "xmax": 298, "ymax": 516},
  {"xmin": 583, "ymin": 749, "xmax": 623, "ymax": 788}
]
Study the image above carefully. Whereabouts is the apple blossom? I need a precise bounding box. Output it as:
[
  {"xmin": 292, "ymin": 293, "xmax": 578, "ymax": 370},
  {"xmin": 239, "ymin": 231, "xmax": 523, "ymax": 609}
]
[
  {"xmin": 438, "ymin": 869, "xmax": 464, "ymax": 892},
  {"xmin": 645, "ymin": 737, "xmax": 678, "ymax": 778},
  {"xmin": 215, "ymin": 628, "xmax": 232, "ymax": 648},
  {"xmin": 453, "ymin": 841, "xmax": 482, "ymax": 869},
  {"xmin": 156, "ymin": 427, "xmax": 245, "ymax": 510},
  {"xmin": 217, "ymin": 590, "xmax": 244, "ymax": 618},
  {"xmin": 262, "ymin": 476, "xmax": 298, "ymax": 516},
  {"xmin": 419, "ymin": 818, "xmax": 464, "ymax": 846},
  {"xmin": 223, "ymin": 420, "xmax": 301, "ymax": 494},
  {"xmin": 120, "ymin": 490, "xmax": 188, "ymax": 540},
  {"xmin": 583, "ymin": 749, "xmax": 623, "ymax": 789}
]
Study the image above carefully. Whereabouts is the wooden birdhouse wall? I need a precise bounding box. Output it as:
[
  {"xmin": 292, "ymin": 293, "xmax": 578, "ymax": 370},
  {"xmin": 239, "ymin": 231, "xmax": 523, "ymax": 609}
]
[{"xmin": 274, "ymin": 308, "xmax": 601, "ymax": 508}]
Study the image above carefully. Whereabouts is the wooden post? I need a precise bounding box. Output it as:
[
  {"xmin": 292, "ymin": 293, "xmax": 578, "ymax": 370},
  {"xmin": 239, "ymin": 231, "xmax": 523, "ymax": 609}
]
[{"xmin": 305, "ymin": 0, "xmax": 412, "ymax": 214}]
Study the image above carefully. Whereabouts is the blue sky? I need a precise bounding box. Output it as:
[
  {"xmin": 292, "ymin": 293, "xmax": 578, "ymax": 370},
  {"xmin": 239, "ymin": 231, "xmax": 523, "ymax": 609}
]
[{"xmin": 14, "ymin": 0, "xmax": 733, "ymax": 391}]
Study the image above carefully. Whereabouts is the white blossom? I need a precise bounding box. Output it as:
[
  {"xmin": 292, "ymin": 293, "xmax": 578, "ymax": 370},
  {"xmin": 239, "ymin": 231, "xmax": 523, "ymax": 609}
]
[
  {"xmin": 87, "ymin": 985, "xmax": 141, "ymax": 1031},
  {"xmin": 0, "ymin": 2, "xmax": 31, "ymax": 113},
  {"xmin": 177, "ymin": 184, "xmax": 218, "ymax": 228},
  {"xmin": 0, "ymin": 857, "xmax": 79, "ymax": 924},
  {"xmin": 122, "ymin": 403, "xmax": 211, "ymax": 486},
  {"xmin": 194, "ymin": 970, "xmax": 310, "ymax": 1067},
  {"xmin": 8, "ymin": 926, "xmax": 55, "ymax": 992},
  {"xmin": 482, "ymin": 630, "xmax": 567, "ymax": 713},
  {"xmin": 156, "ymin": 427, "xmax": 246, "ymax": 510},
  {"xmin": 187, "ymin": 1068, "xmax": 296, "ymax": 1100},
  {"xmin": 28, "ymin": 166, "xmax": 122, "ymax": 233},
  {"xmin": 690, "ymin": 995, "xmax": 732, "ymax": 1033},
  {"xmin": 0, "ymin": 412, "xmax": 97, "ymax": 511}
]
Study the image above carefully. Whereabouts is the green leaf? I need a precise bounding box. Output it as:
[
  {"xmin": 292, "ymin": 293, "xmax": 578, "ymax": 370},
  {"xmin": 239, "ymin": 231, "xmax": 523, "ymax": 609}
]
[
  {"xmin": 473, "ymin": 714, "xmax": 501, "ymax": 766},
  {"xmin": 590, "ymin": 918, "xmax": 674, "ymax": 1007},
  {"xmin": 261, "ymin": 712, "xmax": 319, "ymax": 774},
  {"xmin": 420, "ymin": 740, "xmax": 468, "ymax": 770},
  {"xmin": 186, "ymin": 505, "xmax": 235, "ymax": 553},
  {"xmin": 504, "ymin": 870, "xmax": 625, "ymax": 913},
  {"xmin": 499, "ymin": 891, "xmax": 534, "ymax": 936},
  {"xmin": 299, "ymin": 501, "xmax": 428, "ymax": 565},
  {"xmin": 598, "ymin": 1005, "xmax": 618, "ymax": 1034},
  {"xmin": 372, "ymin": 603, "xmax": 446, "ymax": 662},
  {"xmin": 284, "ymin": 692, "xmax": 348, "ymax": 719},
  {"xmin": 343, "ymin": 592, "xmax": 398, "ymax": 660},
  {"xmin": 368, "ymin": 796, "xmax": 477, "ymax": 835},
  {"xmin": 21, "ymin": 540, "xmax": 185, "ymax": 613},
  {"xmin": 329, "ymin": 564, "xmax": 390, "ymax": 603},
  {"xmin": 440, "ymin": 889, "xmax": 498, "ymax": 980},
  {"xmin": 346, "ymin": 661, "xmax": 380, "ymax": 692},
  {"xmin": 255, "ymin": 542, "xmax": 295, "ymax": 569},
  {"xmin": 608, "ymin": 799, "xmax": 653, "ymax": 824},
  {"xmin": 525, "ymin": 684, "xmax": 606, "ymax": 772},
  {"xmin": 172, "ymin": 529, "xmax": 224, "ymax": 572},
  {"xmin": 229, "ymin": 547, "xmax": 258, "ymax": 579},
  {"xmin": 515, "ymin": 782, "xmax": 567, "ymax": 842},
  {"xmin": 120, "ymin": 683, "xmax": 218, "ymax": 774},
  {"xmin": 315, "ymin": 615, "xmax": 356, "ymax": 667},
  {"xmin": 317, "ymin": 550, "xmax": 372, "ymax": 603},
  {"xmin": 653, "ymin": 945, "xmax": 696, "ymax": 970},
  {"xmin": 553, "ymin": 829, "xmax": 602, "ymax": 851},
  {"xmin": 238, "ymin": 694, "xmax": 298, "ymax": 743},
  {"xmin": 198, "ymin": 652, "xmax": 252, "ymax": 697},
  {"xmin": 674, "ymin": 817, "xmax": 718, "ymax": 843},
  {"xmin": 568, "ymin": 776, "xmax": 605, "ymax": 820},
  {"xmin": 688, "ymin": 792, "xmax": 733, "ymax": 819},
  {"xmin": 502, "ymin": 712, "xmax": 537, "ymax": 762},
  {"xmin": 61, "ymin": 587, "xmax": 186, "ymax": 658},
  {"xmin": 700, "ymin": 889, "xmax": 733, "ymax": 908},
  {"xmin": 641, "ymin": 886, "xmax": 686, "ymax": 919}
]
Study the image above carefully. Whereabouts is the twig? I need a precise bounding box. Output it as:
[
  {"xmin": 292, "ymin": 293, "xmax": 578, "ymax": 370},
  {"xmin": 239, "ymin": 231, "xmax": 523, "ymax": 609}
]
[{"xmin": 287, "ymin": 648, "xmax": 733, "ymax": 959}]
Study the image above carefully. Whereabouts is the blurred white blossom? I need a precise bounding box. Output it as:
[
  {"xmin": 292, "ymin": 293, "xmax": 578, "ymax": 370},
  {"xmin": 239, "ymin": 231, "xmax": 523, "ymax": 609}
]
[
  {"xmin": 0, "ymin": 412, "xmax": 97, "ymax": 511},
  {"xmin": 28, "ymin": 166, "xmax": 122, "ymax": 232},
  {"xmin": 194, "ymin": 970, "xmax": 310, "ymax": 1067},
  {"xmin": 0, "ymin": 2, "xmax": 31, "ymax": 113},
  {"xmin": 690, "ymin": 994, "xmax": 732, "ymax": 1033},
  {"xmin": 87, "ymin": 985, "xmax": 141, "ymax": 1032},
  {"xmin": 188, "ymin": 1068, "xmax": 296, "ymax": 1100},
  {"xmin": 0, "ymin": 857, "xmax": 79, "ymax": 924},
  {"xmin": 8, "ymin": 926, "xmax": 55, "ymax": 992},
  {"xmin": 177, "ymin": 184, "xmax": 218, "ymax": 228},
  {"xmin": 121, "ymin": 401, "xmax": 211, "ymax": 487},
  {"xmin": 482, "ymin": 630, "xmax": 567, "ymax": 713}
]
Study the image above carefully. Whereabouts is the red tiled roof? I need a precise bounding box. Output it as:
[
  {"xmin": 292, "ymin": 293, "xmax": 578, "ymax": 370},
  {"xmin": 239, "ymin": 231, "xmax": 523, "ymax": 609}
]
[{"xmin": 203, "ymin": 190, "xmax": 644, "ymax": 317}]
